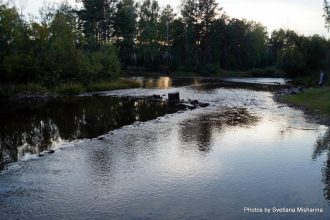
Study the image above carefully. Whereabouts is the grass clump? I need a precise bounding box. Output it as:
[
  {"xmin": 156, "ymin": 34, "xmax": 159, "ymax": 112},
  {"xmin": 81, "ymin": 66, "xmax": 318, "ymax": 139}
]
[
  {"xmin": 17, "ymin": 83, "xmax": 48, "ymax": 93},
  {"xmin": 54, "ymin": 83, "xmax": 85, "ymax": 95},
  {"xmin": 172, "ymin": 66, "xmax": 285, "ymax": 78},
  {"xmin": 87, "ymin": 79, "xmax": 141, "ymax": 92},
  {"xmin": 0, "ymin": 79, "xmax": 141, "ymax": 99},
  {"xmin": 283, "ymin": 87, "xmax": 330, "ymax": 115}
]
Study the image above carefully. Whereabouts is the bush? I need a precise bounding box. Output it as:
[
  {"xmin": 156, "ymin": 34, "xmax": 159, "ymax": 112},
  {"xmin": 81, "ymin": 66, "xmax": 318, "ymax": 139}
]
[
  {"xmin": 100, "ymin": 46, "xmax": 121, "ymax": 79},
  {"xmin": 81, "ymin": 45, "xmax": 121, "ymax": 83}
]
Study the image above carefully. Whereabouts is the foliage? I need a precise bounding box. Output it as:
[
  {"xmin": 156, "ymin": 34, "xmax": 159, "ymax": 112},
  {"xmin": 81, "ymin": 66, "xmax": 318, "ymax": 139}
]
[
  {"xmin": 0, "ymin": 2, "xmax": 121, "ymax": 86},
  {"xmin": 277, "ymin": 46, "xmax": 305, "ymax": 79},
  {"xmin": 271, "ymin": 29, "xmax": 329, "ymax": 79},
  {"xmin": 1, "ymin": 0, "xmax": 330, "ymax": 89},
  {"xmin": 113, "ymin": 0, "xmax": 138, "ymax": 66}
]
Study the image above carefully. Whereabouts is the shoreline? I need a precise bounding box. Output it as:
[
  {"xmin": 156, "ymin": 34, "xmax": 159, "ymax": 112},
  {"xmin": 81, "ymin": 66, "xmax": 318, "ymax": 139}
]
[
  {"xmin": 0, "ymin": 76, "xmax": 288, "ymax": 102},
  {"xmin": 0, "ymin": 79, "xmax": 141, "ymax": 102},
  {"xmin": 274, "ymin": 87, "xmax": 330, "ymax": 127}
]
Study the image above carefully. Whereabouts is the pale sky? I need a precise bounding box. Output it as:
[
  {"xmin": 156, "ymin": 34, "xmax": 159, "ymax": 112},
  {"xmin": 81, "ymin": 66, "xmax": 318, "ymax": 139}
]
[{"xmin": 16, "ymin": 0, "xmax": 329, "ymax": 37}]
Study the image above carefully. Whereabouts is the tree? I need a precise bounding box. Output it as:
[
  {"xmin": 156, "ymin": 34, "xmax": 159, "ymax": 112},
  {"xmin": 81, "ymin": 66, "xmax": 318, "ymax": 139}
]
[
  {"xmin": 181, "ymin": 0, "xmax": 220, "ymax": 66},
  {"xmin": 171, "ymin": 18, "xmax": 186, "ymax": 69},
  {"xmin": 159, "ymin": 4, "xmax": 176, "ymax": 65},
  {"xmin": 47, "ymin": 4, "xmax": 83, "ymax": 82},
  {"xmin": 137, "ymin": 0, "xmax": 160, "ymax": 69},
  {"xmin": 197, "ymin": 0, "xmax": 220, "ymax": 64},
  {"xmin": 77, "ymin": 0, "xmax": 117, "ymax": 47},
  {"xmin": 277, "ymin": 46, "xmax": 305, "ymax": 79},
  {"xmin": 0, "ymin": 1, "xmax": 122, "ymax": 85},
  {"xmin": 181, "ymin": 0, "xmax": 198, "ymax": 67},
  {"xmin": 113, "ymin": 0, "xmax": 138, "ymax": 66},
  {"xmin": 324, "ymin": 0, "xmax": 330, "ymax": 31},
  {"xmin": 209, "ymin": 16, "xmax": 227, "ymax": 66},
  {"xmin": 0, "ymin": 3, "xmax": 32, "ymax": 82},
  {"xmin": 268, "ymin": 29, "xmax": 287, "ymax": 65},
  {"xmin": 246, "ymin": 22, "xmax": 268, "ymax": 68}
]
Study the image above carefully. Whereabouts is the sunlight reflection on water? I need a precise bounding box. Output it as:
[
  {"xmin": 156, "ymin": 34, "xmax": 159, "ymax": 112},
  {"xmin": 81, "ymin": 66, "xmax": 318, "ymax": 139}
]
[{"xmin": 0, "ymin": 77, "xmax": 329, "ymax": 220}]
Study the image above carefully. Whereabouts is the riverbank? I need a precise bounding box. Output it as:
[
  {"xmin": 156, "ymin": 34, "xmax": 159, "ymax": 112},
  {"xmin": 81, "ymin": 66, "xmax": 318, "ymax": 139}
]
[
  {"xmin": 276, "ymin": 86, "xmax": 330, "ymax": 126},
  {"xmin": 123, "ymin": 66, "xmax": 286, "ymax": 78},
  {"xmin": 0, "ymin": 79, "xmax": 141, "ymax": 101},
  {"xmin": 171, "ymin": 66, "xmax": 285, "ymax": 78}
]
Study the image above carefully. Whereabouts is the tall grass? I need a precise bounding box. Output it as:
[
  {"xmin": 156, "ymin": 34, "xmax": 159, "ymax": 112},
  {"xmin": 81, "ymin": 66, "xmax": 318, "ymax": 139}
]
[{"xmin": 0, "ymin": 79, "xmax": 141, "ymax": 98}]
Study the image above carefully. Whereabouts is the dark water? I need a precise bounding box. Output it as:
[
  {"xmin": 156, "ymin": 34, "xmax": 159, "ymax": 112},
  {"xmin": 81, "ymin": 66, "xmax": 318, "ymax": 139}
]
[
  {"xmin": 0, "ymin": 96, "xmax": 183, "ymax": 167},
  {"xmin": 1, "ymin": 77, "xmax": 330, "ymax": 220}
]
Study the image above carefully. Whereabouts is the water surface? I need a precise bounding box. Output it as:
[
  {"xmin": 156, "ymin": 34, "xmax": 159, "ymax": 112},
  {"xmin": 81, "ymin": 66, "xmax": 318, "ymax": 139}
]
[
  {"xmin": 0, "ymin": 96, "xmax": 183, "ymax": 166},
  {"xmin": 0, "ymin": 77, "xmax": 329, "ymax": 220}
]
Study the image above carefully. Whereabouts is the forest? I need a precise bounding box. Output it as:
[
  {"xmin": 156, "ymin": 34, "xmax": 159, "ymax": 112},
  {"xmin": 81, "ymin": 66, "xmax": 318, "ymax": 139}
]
[{"xmin": 1, "ymin": 0, "xmax": 330, "ymax": 86}]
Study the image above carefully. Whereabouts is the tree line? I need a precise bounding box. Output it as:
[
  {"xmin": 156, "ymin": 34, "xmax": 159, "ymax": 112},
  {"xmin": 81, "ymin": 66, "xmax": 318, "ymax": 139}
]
[{"xmin": 1, "ymin": 0, "xmax": 330, "ymax": 85}]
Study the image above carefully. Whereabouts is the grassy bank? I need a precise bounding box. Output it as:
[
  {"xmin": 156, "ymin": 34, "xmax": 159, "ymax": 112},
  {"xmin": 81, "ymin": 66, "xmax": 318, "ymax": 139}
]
[
  {"xmin": 0, "ymin": 79, "xmax": 141, "ymax": 98},
  {"xmin": 283, "ymin": 87, "xmax": 330, "ymax": 115},
  {"xmin": 171, "ymin": 66, "xmax": 285, "ymax": 78}
]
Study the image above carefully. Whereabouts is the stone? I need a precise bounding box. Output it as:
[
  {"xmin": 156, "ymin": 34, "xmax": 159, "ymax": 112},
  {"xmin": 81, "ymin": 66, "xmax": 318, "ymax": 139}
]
[
  {"xmin": 151, "ymin": 94, "xmax": 161, "ymax": 100},
  {"xmin": 190, "ymin": 100, "xmax": 199, "ymax": 105},
  {"xmin": 168, "ymin": 92, "xmax": 180, "ymax": 104},
  {"xmin": 198, "ymin": 102, "xmax": 210, "ymax": 108}
]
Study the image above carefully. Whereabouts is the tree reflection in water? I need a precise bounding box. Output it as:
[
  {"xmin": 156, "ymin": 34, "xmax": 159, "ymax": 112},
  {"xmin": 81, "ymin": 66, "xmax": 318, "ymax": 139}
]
[
  {"xmin": 178, "ymin": 108, "xmax": 258, "ymax": 153},
  {"xmin": 0, "ymin": 97, "xmax": 183, "ymax": 168},
  {"xmin": 313, "ymin": 129, "xmax": 330, "ymax": 201}
]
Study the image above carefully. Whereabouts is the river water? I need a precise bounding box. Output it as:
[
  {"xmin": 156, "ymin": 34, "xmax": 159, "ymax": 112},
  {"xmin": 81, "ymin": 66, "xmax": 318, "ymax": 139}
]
[{"xmin": 0, "ymin": 77, "xmax": 330, "ymax": 219}]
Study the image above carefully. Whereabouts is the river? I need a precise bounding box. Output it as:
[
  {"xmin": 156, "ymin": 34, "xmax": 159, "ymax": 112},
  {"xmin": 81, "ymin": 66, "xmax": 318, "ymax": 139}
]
[{"xmin": 0, "ymin": 77, "xmax": 329, "ymax": 219}]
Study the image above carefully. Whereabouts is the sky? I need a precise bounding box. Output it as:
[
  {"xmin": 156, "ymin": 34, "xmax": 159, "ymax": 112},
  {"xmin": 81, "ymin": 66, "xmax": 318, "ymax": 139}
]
[{"xmin": 14, "ymin": 0, "xmax": 329, "ymax": 37}]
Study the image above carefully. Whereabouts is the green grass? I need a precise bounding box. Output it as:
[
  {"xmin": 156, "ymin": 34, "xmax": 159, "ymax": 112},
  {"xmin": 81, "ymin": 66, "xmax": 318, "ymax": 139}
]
[
  {"xmin": 171, "ymin": 71, "xmax": 199, "ymax": 77},
  {"xmin": 283, "ymin": 87, "xmax": 330, "ymax": 115},
  {"xmin": 86, "ymin": 79, "xmax": 141, "ymax": 92},
  {"xmin": 171, "ymin": 66, "xmax": 285, "ymax": 78},
  {"xmin": 0, "ymin": 79, "xmax": 141, "ymax": 98},
  {"xmin": 54, "ymin": 83, "xmax": 85, "ymax": 95}
]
